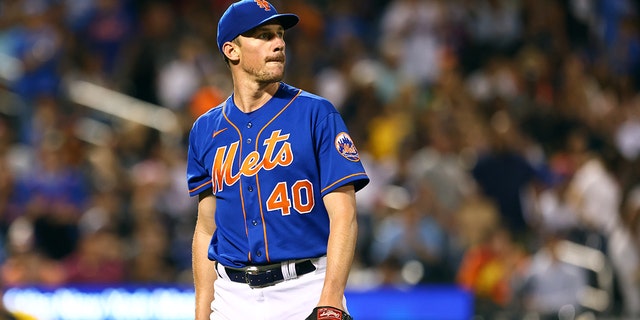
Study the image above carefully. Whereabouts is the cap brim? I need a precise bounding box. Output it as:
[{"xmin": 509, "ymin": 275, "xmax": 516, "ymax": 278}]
[{"xmin": 257, "ymin": 13, "xmax": 299, "ymax": 30}]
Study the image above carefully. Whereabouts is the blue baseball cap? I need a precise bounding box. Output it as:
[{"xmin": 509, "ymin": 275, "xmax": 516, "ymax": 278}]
[{"xmin": 217, "ymin": 0, "xmax": 299, "ymax": 53}]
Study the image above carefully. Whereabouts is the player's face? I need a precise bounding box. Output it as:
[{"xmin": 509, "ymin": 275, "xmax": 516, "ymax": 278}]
[{"xmin": 236, "ymin": 24, "xmax": 287, "ymax": 84}]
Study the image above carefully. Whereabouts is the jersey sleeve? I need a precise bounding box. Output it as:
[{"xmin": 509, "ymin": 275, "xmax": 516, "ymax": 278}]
[
  {"xmin": 186, "ymin": 122, "xmax": 212, "ymax": 197},
  {"xmin": 315, "ymin": 111, "xmax": 369, "ymax": 196}
]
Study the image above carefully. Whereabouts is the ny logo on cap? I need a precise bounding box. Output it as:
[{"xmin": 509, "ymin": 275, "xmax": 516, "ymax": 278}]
[{"xmin": 255, "ymin": 0, "xmax": 271, "ymax": 11}]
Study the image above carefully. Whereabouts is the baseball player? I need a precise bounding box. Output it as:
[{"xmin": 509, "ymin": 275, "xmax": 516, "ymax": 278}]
[{"xmin": 187, "ymin": 1, "xmax": 369, "ymax": 319}]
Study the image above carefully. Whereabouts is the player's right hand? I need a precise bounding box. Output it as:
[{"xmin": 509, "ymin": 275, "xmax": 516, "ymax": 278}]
[{"xmin": 305, "ymin": 306, "xmax": 353, "ymax": 320}]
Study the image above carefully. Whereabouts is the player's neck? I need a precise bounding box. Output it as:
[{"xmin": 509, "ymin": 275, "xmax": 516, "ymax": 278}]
[{"xmin": 232, "ymin": 81, "xmax": 280, "ymax": 113}]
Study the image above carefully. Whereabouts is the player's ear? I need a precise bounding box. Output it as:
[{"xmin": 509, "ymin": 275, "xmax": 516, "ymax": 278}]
[{"xmin": 222, "ymin": 41, "xmax": 240, "ymax": 63}]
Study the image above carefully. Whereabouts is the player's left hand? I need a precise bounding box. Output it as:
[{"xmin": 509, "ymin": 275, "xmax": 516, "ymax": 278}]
[{"xmin": 305, "ymin": 306, "xmax": 353, "ymax": 320}]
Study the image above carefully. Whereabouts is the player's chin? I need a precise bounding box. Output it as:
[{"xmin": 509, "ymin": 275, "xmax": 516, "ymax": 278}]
[
  {"xmin": 259, "ymin": 71, "xmax": 285, "ymax": 83},
  {"xmin": 268, "ymin": 64, "xmax": 285, "ymax": 75}
]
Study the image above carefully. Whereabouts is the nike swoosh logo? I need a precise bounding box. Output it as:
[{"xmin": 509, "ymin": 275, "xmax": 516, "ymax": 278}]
[{"xmin": 212, "ymin": 128, "xmax": 227, "ymax": 138}]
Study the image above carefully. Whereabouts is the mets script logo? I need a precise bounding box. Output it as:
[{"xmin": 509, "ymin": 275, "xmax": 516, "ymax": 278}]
[
  {"xmin": 335, "ymin": 132, "xmax": 360, "ymax": 162},
  {"xmin": 255, "ymin": 0, "xmax": 271, "ymax": 11},
  {"xmin": 212, "ymin": 130, "xmax": 292, "ymax": 192}
]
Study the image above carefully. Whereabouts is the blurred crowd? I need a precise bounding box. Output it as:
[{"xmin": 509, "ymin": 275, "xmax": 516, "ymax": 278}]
[{"xmin": 1, "ymin": 0, "xmax": 640, "ymax": 318}]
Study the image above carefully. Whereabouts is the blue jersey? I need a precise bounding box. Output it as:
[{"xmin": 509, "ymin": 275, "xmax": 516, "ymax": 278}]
[{"xmin": 187, "ymin": 82, "xmax": 369, "ymax": 268}]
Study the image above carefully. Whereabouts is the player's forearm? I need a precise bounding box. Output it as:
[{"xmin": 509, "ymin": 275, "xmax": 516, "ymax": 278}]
[
  {"xmin": 192, "ymin": 227, "xmax": 216, "ymax": 320},
  {"xmin": 192, "ymin": 191, "xmax": 216, "ymax": 319},
  {"xmin": 320, "ymin": 186, "xmax": 358, "ymax": 309},
  {"xmin": 321, "ymin": 214, "xmax": 357, "ymax": 307}
]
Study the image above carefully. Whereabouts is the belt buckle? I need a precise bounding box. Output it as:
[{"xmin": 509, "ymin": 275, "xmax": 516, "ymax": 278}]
[
  {"xmin": 245, "ymin": 266, "xmax": 281, "ymax": 288},
  {"xmin": 245, "ymin": 266, "xmax": 260, "ymax": 282},
  {"xmin": 245, "ymin": 266, "xmax": 260, "ymax": 275},
  {"xmin": 245, "ymin": 266, "xmax": 263, "ymax": 288}
]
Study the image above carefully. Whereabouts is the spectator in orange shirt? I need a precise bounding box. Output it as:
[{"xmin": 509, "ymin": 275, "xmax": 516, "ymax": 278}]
[{"xmin": 456, "ymin": 226, "xmax": 526, "ymax": 317}]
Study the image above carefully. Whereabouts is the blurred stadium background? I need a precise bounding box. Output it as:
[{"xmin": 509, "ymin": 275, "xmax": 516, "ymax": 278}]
[{"xmin": 1, "ymin": 0, "xmax": 640, "ymax": 319}]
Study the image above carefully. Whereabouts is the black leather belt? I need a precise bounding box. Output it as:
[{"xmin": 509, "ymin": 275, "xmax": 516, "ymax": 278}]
[{"xmin": 222, "ymin": 259, "xmax": 316, "ymax": 288}]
